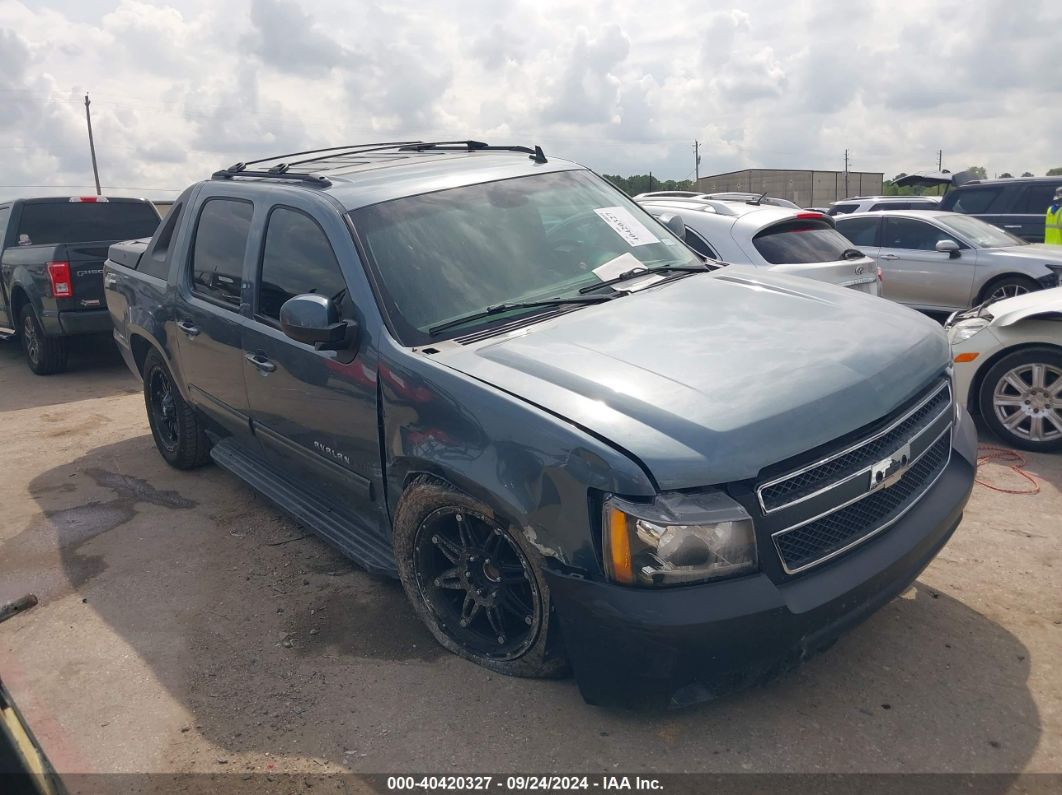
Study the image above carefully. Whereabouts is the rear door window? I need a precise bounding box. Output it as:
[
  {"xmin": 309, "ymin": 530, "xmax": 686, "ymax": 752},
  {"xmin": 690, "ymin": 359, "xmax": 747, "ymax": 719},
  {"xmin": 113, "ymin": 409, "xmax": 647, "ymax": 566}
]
[
  {"xmin": 16, "ymin": 201, "xmax": 160, "ymax": 245},
  {"xmin": 189, "ymin": 199, "xmax": 253, "ymax": 309},
  {"xmin": 943, "ymin": 187, "xmax": 1002, "ymax": 214},
  {"xmin": 256, "ymin": 207, "xmax": 349, "ymax": 322},
  {"xmin": 869, "ymin": 202, "xmax": 907, "ymax": 211},
  {"xmin": 836, "ymin": 216, "xmax": 881, "ymax": 247},
  {"xmin": 752, "ymin": 221, "xmax": 852, "ymax": 264},
  {"xmin": 1016, "ymin": 184, "xmax": 1061, "ymax": 214}
]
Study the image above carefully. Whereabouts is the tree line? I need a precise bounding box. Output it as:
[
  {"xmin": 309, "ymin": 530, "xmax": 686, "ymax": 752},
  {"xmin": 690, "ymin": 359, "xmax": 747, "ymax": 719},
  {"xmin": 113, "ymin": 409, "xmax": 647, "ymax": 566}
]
[{"xmin": 601, "ymin": 174, "xmax": 694, "ymax": 196}]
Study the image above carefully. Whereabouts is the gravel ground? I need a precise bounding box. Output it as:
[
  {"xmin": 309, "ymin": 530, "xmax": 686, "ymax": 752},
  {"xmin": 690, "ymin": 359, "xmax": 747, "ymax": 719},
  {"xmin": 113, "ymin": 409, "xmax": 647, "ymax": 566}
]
[{"xmin": 0, "ymin": 335, "xmax": 1059, "ymax": 780}]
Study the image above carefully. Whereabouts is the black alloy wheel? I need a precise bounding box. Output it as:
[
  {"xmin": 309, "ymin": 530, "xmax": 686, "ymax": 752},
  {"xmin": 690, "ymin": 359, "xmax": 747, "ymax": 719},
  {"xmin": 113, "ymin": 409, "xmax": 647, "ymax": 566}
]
[
  {"xmin": 148, "ymin": 366, "xmax": 179, "ymax": 451},
  {"xmin": 412, "ymin": 507, "xmax": 540, "ymax": 661}
]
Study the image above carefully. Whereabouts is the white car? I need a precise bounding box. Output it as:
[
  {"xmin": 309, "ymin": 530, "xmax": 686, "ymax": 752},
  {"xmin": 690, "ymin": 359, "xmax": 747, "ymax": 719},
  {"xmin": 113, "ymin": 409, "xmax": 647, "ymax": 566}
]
[
  {"xmin": 827, "ymin": 196, "xmax": 942, "ymax": 216},
  {"xmin": 637, "ymin": 196, "xmax": 881, "ymax": 295},
  {"xmin": 947, "ymin": 288, "xmax": 1062, "ymax": 451}
]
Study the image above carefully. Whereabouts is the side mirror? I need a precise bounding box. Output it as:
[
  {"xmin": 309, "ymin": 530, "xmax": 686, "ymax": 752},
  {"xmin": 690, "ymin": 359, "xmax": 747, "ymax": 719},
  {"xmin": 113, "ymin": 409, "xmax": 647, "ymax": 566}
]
[
  {"xmin": 935, "ymin": 239, "xmax": 960, "ymax": 258},
  {"xmin": 279, "ymin": 294, "xmax": 357, "ymax": 351},
  {"xmin": 655, "ymin": 212, "xmax": 686, "ymax": 239}
]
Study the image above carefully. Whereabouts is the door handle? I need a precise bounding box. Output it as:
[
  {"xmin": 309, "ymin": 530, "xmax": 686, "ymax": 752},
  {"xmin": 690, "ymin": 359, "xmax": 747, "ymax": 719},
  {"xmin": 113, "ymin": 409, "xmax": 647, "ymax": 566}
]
[
  {"xmin": 177, "ymin": 320, "xmax": 200, "ymax": 337},
  {"xmin": 880, "ymin": 254, "xmax": 898, "ymax": 260},
  {"xmin": 245, "ymin": 352, "xmax": 276, "ymax": 373},
  {"xmin": 103, "ymin": 274, "xmax": 118, "ymax": 289}
]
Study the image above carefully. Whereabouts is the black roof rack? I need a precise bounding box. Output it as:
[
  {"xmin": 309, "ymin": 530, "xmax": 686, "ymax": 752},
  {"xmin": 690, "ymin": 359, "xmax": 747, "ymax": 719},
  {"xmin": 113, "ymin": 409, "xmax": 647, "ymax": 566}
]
[{"xmin": 210, "ymin": 140, "xmax": 548, "ymax": 187}]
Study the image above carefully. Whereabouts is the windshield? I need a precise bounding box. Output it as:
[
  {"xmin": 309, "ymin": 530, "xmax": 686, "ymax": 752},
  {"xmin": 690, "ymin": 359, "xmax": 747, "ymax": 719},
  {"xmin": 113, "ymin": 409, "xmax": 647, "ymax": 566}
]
[
  {"xmin": 351, "ymin": 170, "xmax": 700, "ymax": 343},
  {"xmin": 937, "ymin": 214, "xmax": 1026, "ymax": 248}
]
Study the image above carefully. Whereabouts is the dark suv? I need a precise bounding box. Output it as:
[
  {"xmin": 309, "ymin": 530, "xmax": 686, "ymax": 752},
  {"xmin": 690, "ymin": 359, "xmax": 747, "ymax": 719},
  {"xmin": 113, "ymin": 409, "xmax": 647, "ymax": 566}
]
[
  {"xmin": 940, "ymin": 176, "xmax": 1062, "ymax": 243},
  {"xmin": 103, "ymin": 141, "xmax": 976, "ymax": 708}
]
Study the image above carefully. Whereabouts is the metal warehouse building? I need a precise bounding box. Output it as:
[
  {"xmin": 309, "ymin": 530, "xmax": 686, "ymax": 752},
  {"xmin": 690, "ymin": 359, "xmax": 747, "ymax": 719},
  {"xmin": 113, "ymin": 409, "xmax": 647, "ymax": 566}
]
[{"xmin": 695, "ymin": 169, "xmax": 884, "ymax": 207}]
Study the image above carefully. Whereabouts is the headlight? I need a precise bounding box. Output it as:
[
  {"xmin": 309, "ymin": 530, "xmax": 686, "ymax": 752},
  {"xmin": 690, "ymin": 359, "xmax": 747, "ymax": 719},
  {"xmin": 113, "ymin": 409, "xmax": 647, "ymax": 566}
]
[
  {"xmin": 602, "ymin": 491, "xmax": 757, "ymax": 587},
  {"xmin": 950, "ymin": 318, "xmax": 989, "ymax": 343}
]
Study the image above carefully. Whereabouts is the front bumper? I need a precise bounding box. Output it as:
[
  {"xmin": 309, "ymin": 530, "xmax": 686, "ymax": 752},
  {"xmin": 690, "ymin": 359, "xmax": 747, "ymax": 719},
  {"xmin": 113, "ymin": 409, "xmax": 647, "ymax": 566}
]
[{"xmin": 547, "ymin": 412, "xmax": 977, "ymax": 710}]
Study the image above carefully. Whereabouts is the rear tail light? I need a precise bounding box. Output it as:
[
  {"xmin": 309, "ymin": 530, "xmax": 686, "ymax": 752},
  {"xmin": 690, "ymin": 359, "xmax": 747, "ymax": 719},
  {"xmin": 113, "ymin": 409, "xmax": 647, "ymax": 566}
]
[
  {"xmin": 68, "ymin": 196, "xmax": 107, "ymax": 203},
  {"xmin": 47, "ymin": 261, "xmax": 73, "ymax": 297},
  {"xmin": 795, "ymin": 212, "xmax": 824, "ymax": 219}
]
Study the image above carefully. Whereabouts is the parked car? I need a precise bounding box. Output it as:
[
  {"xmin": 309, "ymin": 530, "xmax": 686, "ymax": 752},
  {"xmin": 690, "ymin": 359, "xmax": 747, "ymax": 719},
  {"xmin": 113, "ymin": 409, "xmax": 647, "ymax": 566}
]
[
  {"xmin": 0, "ymin": 196, "xmax": 161, "ymax": 373},
  {"xmin": 835, "ymin": 210, "xmax": 1062, "ymax": 312},
  {"xmin": 637, "ymin": 196, "xmax": 881, "ymax": 295},
  {"xmin": 947, "ymin": 288, "xmax": 1062, "ymax": 451},
  {"xmin": 827, "ymin": 196, "xmax": 942, "ymax": 216},
  {"xmin": 938, "ymin": 176, "xmax": 1062, "ymax": 243},
  {"xmin": 634, "ymin": 191, "xmax": 798, "ymax": 209},
  {"xmin": 104, "ymin": 140, "xmax": 976, "ymax": 709}
]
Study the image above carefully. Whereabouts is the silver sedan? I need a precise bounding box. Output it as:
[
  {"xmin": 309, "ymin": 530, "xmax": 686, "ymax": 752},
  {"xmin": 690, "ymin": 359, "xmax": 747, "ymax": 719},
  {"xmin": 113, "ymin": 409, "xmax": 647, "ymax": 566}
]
[{"xmin": 835, "ymin": 210, "xmax": 1062, "ymax": 312}]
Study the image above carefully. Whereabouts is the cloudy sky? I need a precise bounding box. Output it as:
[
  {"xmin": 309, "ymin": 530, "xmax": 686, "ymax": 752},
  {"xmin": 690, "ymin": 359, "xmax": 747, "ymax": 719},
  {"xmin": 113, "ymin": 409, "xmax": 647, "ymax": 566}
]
[{"xmin": 0, "ymin": 0, "xmax": 1058, "ymax": 200}]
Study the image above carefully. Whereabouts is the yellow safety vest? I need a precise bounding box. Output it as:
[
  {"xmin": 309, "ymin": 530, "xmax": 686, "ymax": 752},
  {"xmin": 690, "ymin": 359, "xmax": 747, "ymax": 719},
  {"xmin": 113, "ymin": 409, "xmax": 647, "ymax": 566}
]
[{"xmin": 1046, "ymin": 203, "xmax": 1062, "ymax": 245}]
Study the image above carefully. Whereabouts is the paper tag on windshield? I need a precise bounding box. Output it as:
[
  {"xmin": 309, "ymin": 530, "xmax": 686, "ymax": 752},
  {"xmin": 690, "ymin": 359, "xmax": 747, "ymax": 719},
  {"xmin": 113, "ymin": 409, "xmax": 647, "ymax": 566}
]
[
  {"xmin": 592, "ymin": 252, "xmax": 664, "ymax": 291},
  {"xmin": 594, "ymin": 207, "xmax": 659, "ymax": 247}
]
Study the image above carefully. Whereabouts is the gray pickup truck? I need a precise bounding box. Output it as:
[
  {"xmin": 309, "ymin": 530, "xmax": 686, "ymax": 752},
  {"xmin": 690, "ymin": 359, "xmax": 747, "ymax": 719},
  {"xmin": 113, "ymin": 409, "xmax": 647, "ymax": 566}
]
[
  {"xmin": 0, "ymin": 196, "xmax": 160, "ymax": 373},
  {"xmin": 104, "ymin": 141, "xmax": 977, "ymax": 708}
]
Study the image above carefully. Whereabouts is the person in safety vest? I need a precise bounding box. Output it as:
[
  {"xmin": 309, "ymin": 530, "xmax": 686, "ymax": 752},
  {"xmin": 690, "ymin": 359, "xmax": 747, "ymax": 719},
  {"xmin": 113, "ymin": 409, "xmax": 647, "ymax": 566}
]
[{"xmin": 1046, "ymin": 188, "xmax": 1062, "ymax": 245}]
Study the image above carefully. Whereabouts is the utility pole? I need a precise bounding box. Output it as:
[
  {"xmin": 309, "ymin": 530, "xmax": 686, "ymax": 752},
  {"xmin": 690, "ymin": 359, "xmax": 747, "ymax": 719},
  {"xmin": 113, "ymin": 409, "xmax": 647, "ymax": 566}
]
[
  {"xmin": 937, "ymin": 149, "xmax": 943, "ymax": 171},
  {"xmin": 84, "ymin": 93, "xmax": 101, "ymax": 196},
  {"xmin": 843, "ymin": 149, "xmax": 850, "ymax": 197},
  {"xmin": 693, "ymin": 140, "xmax": 701, "ymax": 185},
  {"xmin": 648, "ymin": 171, "xmax": 654, "ymax": 193}
]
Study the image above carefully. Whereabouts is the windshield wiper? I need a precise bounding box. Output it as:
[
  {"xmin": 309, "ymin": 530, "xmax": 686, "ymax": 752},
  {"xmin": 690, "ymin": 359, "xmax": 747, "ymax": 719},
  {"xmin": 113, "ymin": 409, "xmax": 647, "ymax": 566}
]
[
  {"xmin": 842, "ymin": 248, "xmax": 865, "ymax": 260},
  {"xmin": 578, "ymin": 265, "xmax": 710, "ymax": 295},
  {"xmin": 428, "ymin": 295, "xmax": 613, "ymax": 336}
]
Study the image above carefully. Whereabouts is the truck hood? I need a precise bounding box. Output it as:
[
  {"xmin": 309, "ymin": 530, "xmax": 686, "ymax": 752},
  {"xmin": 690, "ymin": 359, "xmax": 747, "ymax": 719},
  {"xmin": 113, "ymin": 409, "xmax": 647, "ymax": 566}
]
[{"xmin": 436, "ymin": 268, "xmax": 949, "ymax": 490}]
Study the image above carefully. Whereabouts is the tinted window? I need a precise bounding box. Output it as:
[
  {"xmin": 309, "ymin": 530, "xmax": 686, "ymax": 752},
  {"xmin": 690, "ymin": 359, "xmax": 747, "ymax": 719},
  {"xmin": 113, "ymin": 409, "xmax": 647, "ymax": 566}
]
[
  {"xmin": 684, "ymin": 228, "xmax": 718, "ymax": 259},
  {"xmin": 257, "ymin": 208, "xmax": 348, "ymax": 321},
  {"xmin": 16, "ymin": 201, "xmax": 160, "ymax": 246},
  {"xmin": 836, "ymin": 216, "xmax": 880, "ymax": 247},
  {"xmin": 0, "ymin": 207, "xmax": 10, "ymax": 246},
  {"xmin": 139, "ymin": 202, "xmax": 182, "ymax": 280},
  {"xmin": 827, "ymin": 203, "xmax": 859, "ymax": 216},
  {"xmin": 937, "ymin": 215, "xmax": 1025, "ymax": 248},
  {"xmin": 908, "ymin": 200, "xmax": 940, "ymax": 210},
  {"xmin": 880, "ymin": 217, "xmax": 954, "ymax": 251},
  {"xmin": 1017, "ymin": 184, "xmax": 1062, "ymax": 214},
  {"xmin": 190, "ymin": 199, "xmax": 253, "ymax": 308},
  {"xmin": 943, "ymin": 187, "xmax": 1002, "ymax": 214},
  {"xmin": 752, "ymin": 221, "xmax": 852, "ymax": 264},
  {"xmin": 869, "ymin": 202, "xmax": 907, "ymax": 211}
]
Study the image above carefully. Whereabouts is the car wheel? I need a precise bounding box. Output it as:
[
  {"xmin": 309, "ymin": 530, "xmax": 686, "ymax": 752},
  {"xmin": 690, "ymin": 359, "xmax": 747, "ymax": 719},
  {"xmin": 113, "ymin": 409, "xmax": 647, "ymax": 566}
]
[
  {"xmin": 980, "ymin": 275, "xmax": 1039, "ymax": 306},
  {"xmin": 143, "ymin": 349, "xmax": 212, "ymax": 469},
  {"xmin": 19, "ymin": 304, "xmax": 68, "ymax": 375},
  {"xmin": 393, "ymin": 478, "xmax": 567, "ymax": 678},
  {"xmin": 978, "ymin": 348, "xmax": 1062, "ymax": 452}
]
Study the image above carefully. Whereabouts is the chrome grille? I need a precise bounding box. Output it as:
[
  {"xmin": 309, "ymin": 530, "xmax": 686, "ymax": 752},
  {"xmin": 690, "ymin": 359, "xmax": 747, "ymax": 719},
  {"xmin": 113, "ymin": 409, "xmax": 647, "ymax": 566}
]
[
  {"xmin": 773, "ymin": 430, "xmax": 951, "ymax": 574},
  {"xmin": 758, "ymin": 381, "xmax": 951, "ymax": 514}
]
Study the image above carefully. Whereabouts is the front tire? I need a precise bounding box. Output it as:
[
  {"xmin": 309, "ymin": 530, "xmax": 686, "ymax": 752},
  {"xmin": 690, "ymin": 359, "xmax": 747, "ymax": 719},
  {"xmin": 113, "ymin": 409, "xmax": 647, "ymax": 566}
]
[
  {"xmin": 979, "ymin": 275, "xmax": 1039, "ymax": 306},
  {"xmin": 978, "ymin": 348, "xmax": 1062, "ymax": 452},
  {"xmin": 20, "ymin": 304, "xmax": 68, "ymax": 375},
  {"xmin": 143, "ymin": 349, "xmax": 212, "ymax": 468},
  {"xmin": 393, "ymin": 479, "xmax": 567, "ymax": 678}
]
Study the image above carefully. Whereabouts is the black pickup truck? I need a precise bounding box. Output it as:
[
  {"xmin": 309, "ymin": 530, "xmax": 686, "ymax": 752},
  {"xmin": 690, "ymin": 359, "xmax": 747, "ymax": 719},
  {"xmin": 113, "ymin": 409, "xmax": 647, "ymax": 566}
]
[{"xmin": 0, "ymin": 196, "xmax": 160, "ymax": 373}]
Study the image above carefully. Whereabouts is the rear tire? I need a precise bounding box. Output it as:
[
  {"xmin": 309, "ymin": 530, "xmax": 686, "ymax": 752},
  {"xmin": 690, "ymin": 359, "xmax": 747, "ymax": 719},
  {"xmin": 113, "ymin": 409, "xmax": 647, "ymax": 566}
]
[
  {"xmin": 978, "ymin": 275, "xmax": 1039, "ymax": 306},
  {"xmin": 393, "ymin": 478, "xmax": 567, "ymax": 678},
  {"xmin": 978, "ymin": 347, "xmax": 1062, "ymax": 452},
  {"xmin": 143, "ymin": 349, "xmax": 212, "ymax": 469},
  {"xmin": 20, "ymin": 304, "xmax": 68, "ymax": 375}
]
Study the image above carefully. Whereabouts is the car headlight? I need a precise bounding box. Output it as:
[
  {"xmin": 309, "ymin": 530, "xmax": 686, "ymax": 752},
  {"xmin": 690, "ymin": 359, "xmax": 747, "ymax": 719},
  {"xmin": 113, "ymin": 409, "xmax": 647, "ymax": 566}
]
[
  {"xmin": 950, "ymin": 317, "xmax": 989, "ymax": 343},
  {"xmin": 602, "ymin": 491, "xmax": 757, "ymax": 587}
]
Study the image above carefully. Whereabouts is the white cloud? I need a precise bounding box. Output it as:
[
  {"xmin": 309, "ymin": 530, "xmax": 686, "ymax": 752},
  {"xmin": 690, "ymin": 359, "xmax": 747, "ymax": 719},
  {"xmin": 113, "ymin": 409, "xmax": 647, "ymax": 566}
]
[{"xmin": 0, "ymin": 0, "xmax": 1059, "ymax": 200}]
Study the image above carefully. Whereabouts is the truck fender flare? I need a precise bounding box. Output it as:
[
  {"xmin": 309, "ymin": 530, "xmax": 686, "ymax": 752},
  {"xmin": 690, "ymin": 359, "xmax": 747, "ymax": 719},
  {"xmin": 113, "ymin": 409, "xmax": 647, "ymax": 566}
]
[{"xmin": 126, "ymin": 329, "xmax": 194, "ymax": 403}]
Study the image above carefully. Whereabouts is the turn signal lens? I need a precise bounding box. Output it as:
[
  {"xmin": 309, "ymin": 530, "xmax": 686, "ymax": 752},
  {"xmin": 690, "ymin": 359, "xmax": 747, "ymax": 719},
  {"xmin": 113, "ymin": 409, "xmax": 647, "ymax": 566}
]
[
  {"xmin": 954, "ymin": 352, "xmax": 979, "ymax": 363},
  {"xmin": 606, "ymin": 507, "xmax": 634, "ymax": 585}
]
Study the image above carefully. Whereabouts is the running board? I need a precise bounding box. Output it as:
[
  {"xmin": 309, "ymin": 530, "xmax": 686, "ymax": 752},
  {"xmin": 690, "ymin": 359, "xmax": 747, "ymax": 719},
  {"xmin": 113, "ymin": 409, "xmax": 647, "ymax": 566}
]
[
  {"xmin": 0, "ymin": 325, "xmax": 15, "ymax": 339},
  {"xmin": 210, "ymin": 439, "xmax": 398, "ymax": 577}
]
